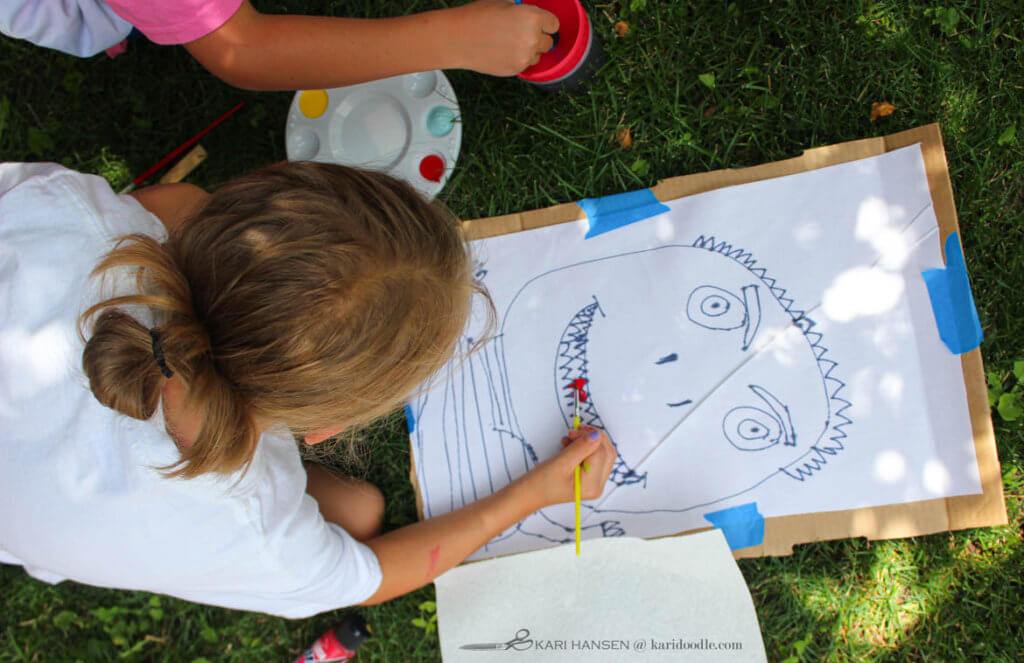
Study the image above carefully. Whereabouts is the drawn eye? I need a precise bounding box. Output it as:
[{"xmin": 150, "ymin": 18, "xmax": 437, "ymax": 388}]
[
  {"xmin": 722, "ymin": 407, "xmax": 783, "ymax": 451},
  {"xmin": 687, "ymin": 286, "xmax": 746, "ymax": 331}
]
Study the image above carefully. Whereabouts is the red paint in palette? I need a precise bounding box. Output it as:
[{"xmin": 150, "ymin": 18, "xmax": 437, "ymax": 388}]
[{"xmin": 419, "ymin": 155, "xmax": 445, "ymax": 183}]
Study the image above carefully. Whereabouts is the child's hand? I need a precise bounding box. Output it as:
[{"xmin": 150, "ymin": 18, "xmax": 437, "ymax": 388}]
[
  {"xmin": 521, "ymin": 425, "xmax": 616, "ymax": 507},
  {"xmin": 448, "ymin": 0, "xmax": 559, "ymax": 76}
]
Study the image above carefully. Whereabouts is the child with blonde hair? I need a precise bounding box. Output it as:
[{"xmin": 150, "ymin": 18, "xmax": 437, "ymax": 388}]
[{"xmin": 0, "ymin": 161, "xmax": 614, "ymax": 615}]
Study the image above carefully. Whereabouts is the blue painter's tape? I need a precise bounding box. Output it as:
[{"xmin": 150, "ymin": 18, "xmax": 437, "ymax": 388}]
[
  {"xmin": 403, "ymin": 404, "xmax": 416, "ymax": 434},
  {"xmin": 578, "ymin": 189, "xmax": 670, "ymax": 239},
  {"xmin": 703, "ymin": 502, "xmax": 765, "ymax": 551},
  {"xmin": 921, "ymin": 232, "xmax": 983, "ymax": 355}
]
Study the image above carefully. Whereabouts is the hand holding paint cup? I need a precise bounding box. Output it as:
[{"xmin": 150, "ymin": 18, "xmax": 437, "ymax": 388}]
[{"xmin": 448, "ymin": 0, "xmax": 559, "ymax": 76}]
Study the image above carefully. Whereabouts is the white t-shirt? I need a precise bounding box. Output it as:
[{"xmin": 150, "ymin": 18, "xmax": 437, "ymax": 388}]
[
  {"xmin": 0, "ymin": 1, "xmax": 132, "ymax": 57},
  {"xmin": 0, "ymin": 164, "xmax": 383, "ymax": 618}
]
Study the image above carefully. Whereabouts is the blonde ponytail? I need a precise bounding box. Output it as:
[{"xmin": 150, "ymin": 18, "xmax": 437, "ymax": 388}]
[
  {"xmin": 81, "ymin": 161, "xmax": 486, "ymax": 478},
  {"xmin": 80, "ymin": 231, "xmax": 262, "ymax": 478},
  {"xmin": 81, "ymin": 309, "xmax": 163, "ymax": 420}
]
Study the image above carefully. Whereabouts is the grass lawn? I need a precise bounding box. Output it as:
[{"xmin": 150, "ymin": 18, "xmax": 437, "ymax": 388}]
[{"xmin": 2, "ymin": 1, "xmax": 1023, "ymax": 661}]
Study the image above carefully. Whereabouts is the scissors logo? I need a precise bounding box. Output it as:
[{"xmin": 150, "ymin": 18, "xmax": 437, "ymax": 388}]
[{"xmin": 459, "ymin": 628, "xmax": 533, "ymax": 651}]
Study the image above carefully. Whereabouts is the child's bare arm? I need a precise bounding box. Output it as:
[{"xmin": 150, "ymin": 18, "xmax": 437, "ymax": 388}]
[
  {"xmin": 184, "ymin": 0, "xmax": 558, "ymax": 91},
  {"xmin": 129, "ymin": 183, "xmax": 209, "ymax": 233},
  {"xmin": 359, "ymin": 427, "xmax": 614, "ymax": 605}
]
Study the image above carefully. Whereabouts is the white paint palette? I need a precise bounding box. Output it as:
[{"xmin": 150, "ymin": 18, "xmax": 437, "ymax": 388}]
[{"xmin": 285, "ymin": 70, "xmax": 462, "ymax": 199}]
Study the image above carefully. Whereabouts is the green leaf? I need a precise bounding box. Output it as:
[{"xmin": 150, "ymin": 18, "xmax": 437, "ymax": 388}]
[
  {"xmin": 62, "ymin": 70, "xmax": 84, "ymax": 94},
  {"xmin": 148, "ymin": 608, "xmax": 164, "ymax": 621},
  {"xmin": 248, "ymin": 103, "xmax": 267, "ymax": 128},
  {"xmin": 997, "ymin": 125, "xmax": 1016, "ymax": 146},
  {"xmin": 411, "ymin": 617, "xmax": 428, "ymax": 629},
  {"xmin": 997, "ymin": 392, "xmax": 1023, "ymax": 421},
  {"xmin": 1013, "ymin": 361, "xmax": 1024, "ymax": 380},
  {"xmin": 118, "ymin": 638, "xmax": 150, "ymax": 658},
  {"xmin": 92, "ymin": 607, "xmax": 116, "ymax": 624},
  {"xmin": 87, "ymin": 639, "xmax": 108, "ymax": 657},
  {"xmin": 27, "ymin": 127, "xmax": 54, "ymax": 156},
  {"xmin": 698, "ymin": 73, "xmax": 716, "ymax": 89},
  {"xmin": 418, "ymin": 600, "xmax": 437, "ymax": 613},
  {"xmin": 200, "ymin": 626, "xmax": 218, "ymax": 643},
  {"xmin": 630, "ymin": 159, "xmax": 649, "ymax": 177},
  {"xmin": 149, "ymin": 596, "xmax": 162, "ymax": 607},
  {"xmin": 989, "ymin": 388, "xmax": 1000, "ymax": 408},
  {"xmin": 987, "ymin": 370, "xmax": 1002, "ymax": 389},
  {"xmin": 929, "ymin": 7, "xmax": 960, "ymax": 35},
  {"xmin": 629, "ymin": 0, "xmax": 646, "ymax": 10},
  {"xmin": 53, "ymin": 610, "xmax": 79, "ymax": 631}
]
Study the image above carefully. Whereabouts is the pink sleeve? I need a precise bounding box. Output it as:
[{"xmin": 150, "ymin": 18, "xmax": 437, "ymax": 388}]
[{"xmin": 102, "ymin": 0, "xmax": 245, "ymax": 44}]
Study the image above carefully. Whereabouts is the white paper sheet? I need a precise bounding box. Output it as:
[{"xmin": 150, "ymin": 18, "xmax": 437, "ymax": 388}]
[
  {"xmin": 410, "ymin": 145, "xmax": 982, "ymax": 559},
  {"xmin": 435, "ymin": 531, "xmax": 767, "ymax": 662}
]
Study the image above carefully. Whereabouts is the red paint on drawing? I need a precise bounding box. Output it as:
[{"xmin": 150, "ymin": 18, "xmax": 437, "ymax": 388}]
[{"xmin": 569, "ymin": 378, "xmax": 588, "ymax": 401}]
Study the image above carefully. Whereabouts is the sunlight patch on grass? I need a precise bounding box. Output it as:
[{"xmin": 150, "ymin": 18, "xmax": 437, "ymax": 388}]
[
  {"xmin": 79, "ymin": 147, "xmax": 132, "ymax": 189},
  {"xmin": 780, "ymin": 541, "xmax": 958, "ymax": 657},
  {"xmin": 855, "ymin": 2, "xmax": 911, "ymax": 45},
  {"xmin": 939, "ymin": 82, "xmax": 981, "ymax": 141}
]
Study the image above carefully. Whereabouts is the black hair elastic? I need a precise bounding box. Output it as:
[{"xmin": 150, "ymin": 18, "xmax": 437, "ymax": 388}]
[{"xmin": 149, "ymin": 329, "xmax": 174, "ymax": 378}]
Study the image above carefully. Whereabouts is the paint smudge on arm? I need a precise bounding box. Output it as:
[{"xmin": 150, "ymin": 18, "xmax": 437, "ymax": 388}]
[{"xmin": 425, "ymin": 544, "xmax": 441, "ymax": 580}]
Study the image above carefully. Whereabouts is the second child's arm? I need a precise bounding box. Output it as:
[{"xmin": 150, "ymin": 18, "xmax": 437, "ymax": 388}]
[
  {"xmin": 185, "ymin": 0, "xmax": 558, "ymax": 91},
  {"xmin": 359, "ymin": 426, "xmax": 614, "ymax": 605}
]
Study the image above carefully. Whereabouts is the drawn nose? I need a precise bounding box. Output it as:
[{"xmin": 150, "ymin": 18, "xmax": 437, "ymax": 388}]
[{"xmin": 740, "ymin": 285, "xmax": 762, "ymax": 351}]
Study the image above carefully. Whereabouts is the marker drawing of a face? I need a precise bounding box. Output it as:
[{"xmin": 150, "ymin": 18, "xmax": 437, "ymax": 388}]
[
  {"xmin": 489, "ymin": 236, "xmax": 851, "ymax": 545},
  {"xmin": 412, "ymin": 235, "xmax": 851, "ymax": 556}
]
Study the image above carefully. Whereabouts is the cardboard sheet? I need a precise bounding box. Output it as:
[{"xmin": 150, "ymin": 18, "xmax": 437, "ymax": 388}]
[{"xmin": 411, "ymin": 124, "xmax": 1006, "ymax": 558}]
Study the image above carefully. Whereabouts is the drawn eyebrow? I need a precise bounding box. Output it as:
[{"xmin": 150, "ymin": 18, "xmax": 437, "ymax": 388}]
[
  {"xmin": 748, "ymin": 384, "xmax": 797, "ymax": 447},
  {"xmin": 655, "ymin": 353, "xmax": 678, "ymax": 365},
  {"xmin": 666, "ymin": 399, "xmax": 692, "ymax": 408}
]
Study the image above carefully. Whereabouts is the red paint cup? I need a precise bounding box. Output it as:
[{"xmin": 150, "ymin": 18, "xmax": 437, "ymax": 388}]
[{"xmin": 517, "ymin": 0, "xmax": 603, "ymax": 91}]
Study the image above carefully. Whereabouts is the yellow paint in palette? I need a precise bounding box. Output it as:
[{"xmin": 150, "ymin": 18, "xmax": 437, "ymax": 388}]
[{"xmin": 298, "ymin": 89, "xmax": 329, "ymax": 119}]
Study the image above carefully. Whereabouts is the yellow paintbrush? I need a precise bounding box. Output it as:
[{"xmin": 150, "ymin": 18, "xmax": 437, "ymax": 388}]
[{"xmin": 570, "ymin": 378, "xmax": 590, "ymax": 556}]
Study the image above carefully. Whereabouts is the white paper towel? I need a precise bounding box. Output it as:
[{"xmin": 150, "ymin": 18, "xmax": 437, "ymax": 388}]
[{"xmin": 435, "ymin": 530, "xmax": 767, "ymax": 662}]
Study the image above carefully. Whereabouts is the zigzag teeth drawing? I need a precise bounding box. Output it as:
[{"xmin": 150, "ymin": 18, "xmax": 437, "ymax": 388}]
[
  {"xmin": 555, "ymin": 296, "xmax": 647, "ymax": 488},
  {"xmin": 693, "ymin": 234, "xmax": 852, "ymax": 485}
]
